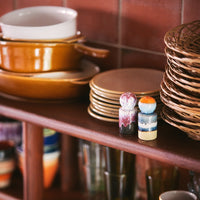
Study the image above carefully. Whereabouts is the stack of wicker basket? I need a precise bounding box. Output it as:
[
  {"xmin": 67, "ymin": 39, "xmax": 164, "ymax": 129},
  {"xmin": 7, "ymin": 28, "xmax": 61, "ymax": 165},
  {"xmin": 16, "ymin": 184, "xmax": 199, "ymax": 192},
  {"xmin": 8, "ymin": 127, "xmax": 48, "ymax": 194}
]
[{"xmin": 161, "ymin": 20, "xmax": 200, "ymax": 141}]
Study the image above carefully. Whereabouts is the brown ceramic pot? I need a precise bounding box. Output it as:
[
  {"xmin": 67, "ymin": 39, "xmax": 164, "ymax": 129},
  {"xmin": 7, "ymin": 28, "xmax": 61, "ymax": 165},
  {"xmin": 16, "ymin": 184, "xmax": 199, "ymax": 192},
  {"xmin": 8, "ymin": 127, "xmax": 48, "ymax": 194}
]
[{"xmin": 0, "ymin": 39, "xmax": 109, "ymax": 73}]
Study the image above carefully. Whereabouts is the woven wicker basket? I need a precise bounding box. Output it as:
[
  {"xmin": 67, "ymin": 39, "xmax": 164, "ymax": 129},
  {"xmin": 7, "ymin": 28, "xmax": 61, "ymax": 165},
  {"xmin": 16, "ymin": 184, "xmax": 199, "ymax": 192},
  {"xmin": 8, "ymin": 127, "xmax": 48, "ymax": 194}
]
[
  {"xmin": 161, "ymin": 80, "xmax": 200, "ymax": 107},
  {"xmin": 163, "ymin": 72, "xmax": 200, "ymax": 101},
  {"xmin": 160, "ymin": 89, "xmax": 200, "ymax": 115},
  {"xmin": 162, "ymin": 20, "xmax": 200, "ymax": 141},
  {"xmin": 175, "ymin": 109, "xmax": 200, "ymax": 122},
  {"xmin": 162, "ymin": 106, "xmax": 200, "ymax": 127},
  {"xmin": 161, "ymin": 107, "xmax": 200, "ymax": 141},
  {"xmin": 165, "ymin": 47, "xmax": 200, "ymax": 68},
  {"xmin": 164, "ymin": 20, "xmax": 200, "ymax": 58},
  {"xmin": 168, "ymin": 65, "xmax": 200, "ymax": 88},
  {"xmin": 165, "ymin": 66, "xmax": 200, "ymax": 96},
  {"xmin": 168, "ymin": 59, "xmax": 200, "ymax": 81},
  {"xmin": 167, "ymin": 58, "xmax": 200, "ymax": 79}
]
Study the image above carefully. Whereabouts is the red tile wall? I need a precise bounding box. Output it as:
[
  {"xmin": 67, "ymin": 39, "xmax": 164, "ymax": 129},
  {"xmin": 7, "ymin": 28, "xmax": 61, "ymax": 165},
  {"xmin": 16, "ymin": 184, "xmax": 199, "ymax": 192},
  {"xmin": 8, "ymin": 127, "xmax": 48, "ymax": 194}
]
[
  {"xmin": 0, "ymin": 0, "xmax": 199, "ymax": 71},
  {"xmin": 15, "ymin": 0, "xmax": 63, "ymax": 8},
  {"xmin": 183, "ymin": 0, "xmax": 200, "ymax": 23},
  {"xmin": 0, "ymin": 0, "xmax": 14, "ymax": 15},
  {"xmin": 121, "ymin": 0, "xmax": 182, "ymax": 52},
  {"xmin": 66, "ymin": 0, "xmax": 119, "ymax": 44}
]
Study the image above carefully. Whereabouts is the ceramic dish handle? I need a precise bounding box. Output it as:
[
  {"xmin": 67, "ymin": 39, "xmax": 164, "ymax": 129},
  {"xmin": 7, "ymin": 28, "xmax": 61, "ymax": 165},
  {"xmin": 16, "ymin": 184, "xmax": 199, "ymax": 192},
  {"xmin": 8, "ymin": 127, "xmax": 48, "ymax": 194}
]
[
  {"xmin": 70, "ymin": 79, "xmax": 90, "ymax": 85},
  {"xmin": 74, "ymin": 43, "xmax": 109, "ymax": 58}
]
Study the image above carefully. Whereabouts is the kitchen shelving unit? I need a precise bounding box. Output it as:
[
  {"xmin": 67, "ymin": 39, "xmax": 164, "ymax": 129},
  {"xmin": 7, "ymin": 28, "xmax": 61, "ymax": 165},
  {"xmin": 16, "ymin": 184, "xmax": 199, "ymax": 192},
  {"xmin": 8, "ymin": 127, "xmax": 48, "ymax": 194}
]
[{"xmin": 0, "ymin": 95, "xmax": 199, "ymax": 200}]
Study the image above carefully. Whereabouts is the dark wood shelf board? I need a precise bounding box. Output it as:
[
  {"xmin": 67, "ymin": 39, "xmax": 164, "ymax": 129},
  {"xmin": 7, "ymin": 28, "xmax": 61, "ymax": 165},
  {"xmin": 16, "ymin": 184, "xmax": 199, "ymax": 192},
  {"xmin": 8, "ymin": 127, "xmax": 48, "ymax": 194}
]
[
  {"xmin": 0, "ymin": 169, "xmax": 105, "ymax": 200},
  {"xmin": 0, "ymin": 96, "xmax": 199, "ymax": 172}
]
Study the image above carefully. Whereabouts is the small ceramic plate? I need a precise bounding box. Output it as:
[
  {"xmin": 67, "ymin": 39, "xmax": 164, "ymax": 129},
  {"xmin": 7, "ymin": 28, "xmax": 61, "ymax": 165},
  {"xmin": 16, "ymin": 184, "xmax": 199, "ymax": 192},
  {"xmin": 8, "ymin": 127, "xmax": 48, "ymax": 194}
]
[
  {"xmin": 90, "ymin": 103, "xmax": 118, "ymax": 118},
  {"xmin": 91, "ymin": 68, "xmax": 163, "ymax": 95},
  {"xmin": 90, "ymin": 84, "xmax": 121, "ymax": 100},
  {"xmin": 90, "ymin": 90, "xmax": 120, "ymax": 105},
  {"xmin": 90, "ymin": 98, "xmax": 119, "ymax": 111},
  {"xmin": 87, "ymin": 105, "xmax": 118, "ymax": 123},
  {"xmin": 89, "ymin": 94, "xmax": 120, "ymax": 109},
  {"xmin": 90, "ymin": 84, "xmax": 160, "ymax": 102}
]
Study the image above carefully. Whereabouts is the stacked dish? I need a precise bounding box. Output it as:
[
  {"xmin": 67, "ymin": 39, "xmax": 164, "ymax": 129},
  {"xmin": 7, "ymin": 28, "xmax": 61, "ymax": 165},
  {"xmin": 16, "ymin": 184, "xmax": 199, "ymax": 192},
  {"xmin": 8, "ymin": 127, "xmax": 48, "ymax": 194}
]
[
  {"xmin": 0, "ymin": 60, "xmax": 100, "ymax": 101},
  {"xmin": 88, "ymin": 68, "xmax": 164, "ymax": 122},
  {"xmin": 161, "ymin": 20, "xmax": 200, "ymax": 140},
  {"xmin": 0, "ymin": 141, "xmax": 16, "ymax": 188},
  {"xmin": 17, "ymin": 128, "xmax": 60, "ymax": 188},
  {"xmin": 0, "ymin": 6, "xmax": 109, "ymax": 101},
  {"xmin": 43, "ymin": 128, "xmax": 60, "ymax": 153}
]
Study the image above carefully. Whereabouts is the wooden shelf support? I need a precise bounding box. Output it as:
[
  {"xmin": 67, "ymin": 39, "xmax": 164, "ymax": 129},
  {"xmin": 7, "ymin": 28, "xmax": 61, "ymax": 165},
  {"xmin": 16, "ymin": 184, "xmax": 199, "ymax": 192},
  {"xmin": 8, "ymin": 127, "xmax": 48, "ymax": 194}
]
[
  {"xmin": 23, "ymin": 122, "xmax": 44, "ymax": 200},
  {"xmin": 60, "ymin": 135, "xmax": 79, "ymax": 191}
]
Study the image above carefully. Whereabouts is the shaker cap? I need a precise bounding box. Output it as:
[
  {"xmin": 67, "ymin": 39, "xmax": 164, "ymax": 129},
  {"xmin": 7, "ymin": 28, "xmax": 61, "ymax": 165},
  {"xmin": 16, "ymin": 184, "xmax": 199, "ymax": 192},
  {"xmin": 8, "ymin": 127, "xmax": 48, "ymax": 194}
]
[
  {"xmin": 120, "ymin": 92, "xmax": 137, "ymax": 110},
  {"xmin": 138, "ymin": 96, "xmax": 156, "ymax": 114}
]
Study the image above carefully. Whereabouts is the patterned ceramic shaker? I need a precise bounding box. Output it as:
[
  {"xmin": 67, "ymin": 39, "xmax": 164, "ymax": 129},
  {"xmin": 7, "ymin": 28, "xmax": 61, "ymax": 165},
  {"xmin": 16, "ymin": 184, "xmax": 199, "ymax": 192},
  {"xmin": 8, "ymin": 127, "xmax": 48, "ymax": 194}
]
[
  {"xmin": 119, "ymin": 92, "xmax": 137, "ymax": 135},
  {"xmin": 138, "ymin": 96, "xmax": 157, "ymax": 140}
]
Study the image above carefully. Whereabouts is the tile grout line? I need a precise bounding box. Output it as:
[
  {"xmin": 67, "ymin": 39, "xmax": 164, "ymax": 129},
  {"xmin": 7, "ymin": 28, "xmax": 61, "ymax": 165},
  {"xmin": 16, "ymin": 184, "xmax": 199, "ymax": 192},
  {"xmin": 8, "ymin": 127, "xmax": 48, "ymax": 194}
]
[
  {"xmin": 13, "ymin": 0, "xmax": 17, "ymax": 9},
  {"xmin": 117, "ymin": 0, "xmax": 122, "ymax": 68},
  {"xmin": 181, "ymin": 0, "xmax": 184, "ymax": 24},
  {"xmin": 121, "ymin": 45, "xmax": 165, "ymax": 56},
  {"xmin": 89, "ymin": 40, "xmax": 165, "ymax": 56},
  {"xmin": 63, "ymin": 0, "xmax": 67, "ymax": 7}
]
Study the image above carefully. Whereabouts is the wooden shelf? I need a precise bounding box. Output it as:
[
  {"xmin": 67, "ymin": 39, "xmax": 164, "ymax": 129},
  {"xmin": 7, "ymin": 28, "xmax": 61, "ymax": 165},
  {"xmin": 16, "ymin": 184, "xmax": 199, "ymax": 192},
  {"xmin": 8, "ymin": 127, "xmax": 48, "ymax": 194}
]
[
  {"xmin": 0, "ymin": 168, "xmax": 105, "ymax": 200},
  {"xmin": 0, "ymin": 96, "xmax": 199, "ymax": 173}
]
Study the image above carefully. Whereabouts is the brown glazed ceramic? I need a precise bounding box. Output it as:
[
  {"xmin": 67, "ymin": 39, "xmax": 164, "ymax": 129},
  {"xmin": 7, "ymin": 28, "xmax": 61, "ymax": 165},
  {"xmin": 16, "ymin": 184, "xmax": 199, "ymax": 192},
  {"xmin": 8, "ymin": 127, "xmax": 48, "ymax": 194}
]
[
  {"xmin": 0, "ymin": 39, "xmax": 109, "ymax": 73},
  {"xmin": 87, "ymin": 106, "xmax": 119, "ymax": 123},
  {"xmin": 0, "ymin": 60, "xmax": 99, "ymax": 100},
  {"xmin": 91, "ymin": 68, "xmax": 163, "ymax": 95},
  {"xmin": 0, "ymin": 59, "xmax": 100, "ymax": 81}
]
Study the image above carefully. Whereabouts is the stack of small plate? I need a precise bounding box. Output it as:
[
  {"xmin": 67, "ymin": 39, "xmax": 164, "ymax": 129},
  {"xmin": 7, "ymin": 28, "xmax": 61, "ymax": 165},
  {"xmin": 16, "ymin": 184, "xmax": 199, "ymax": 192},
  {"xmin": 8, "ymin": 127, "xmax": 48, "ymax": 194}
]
[
  {"xmin": 88, "ymin": 68, "xmax": 164, "ymax": 122},
  {"xmin": 161, "ymin": 20, "xmax": 200, "ymax": 140}
]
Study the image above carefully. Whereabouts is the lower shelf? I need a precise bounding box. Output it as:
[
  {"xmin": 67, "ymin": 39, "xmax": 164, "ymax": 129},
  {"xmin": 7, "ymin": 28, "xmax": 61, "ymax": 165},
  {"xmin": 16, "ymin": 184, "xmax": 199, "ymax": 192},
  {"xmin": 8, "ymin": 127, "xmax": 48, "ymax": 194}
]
[
  {"xmin": 0, "ymin": 169, "xmax": 106, "ymax": 200},
  {"xmin": 0, "ymin": 158, "xmax": 191, "ymax": 200}
]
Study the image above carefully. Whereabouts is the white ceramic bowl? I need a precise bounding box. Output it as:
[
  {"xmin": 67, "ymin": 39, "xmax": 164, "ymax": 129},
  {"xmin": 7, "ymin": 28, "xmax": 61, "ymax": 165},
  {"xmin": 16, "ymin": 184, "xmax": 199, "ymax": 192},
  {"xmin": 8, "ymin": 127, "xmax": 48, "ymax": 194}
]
[
  {"xmin": 159, "ymin": 190, "xmax": 197, "ymax": 200},
  {"xmin": 0, "ymin": 6, "xmax": 77, "ymax": 41}
]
